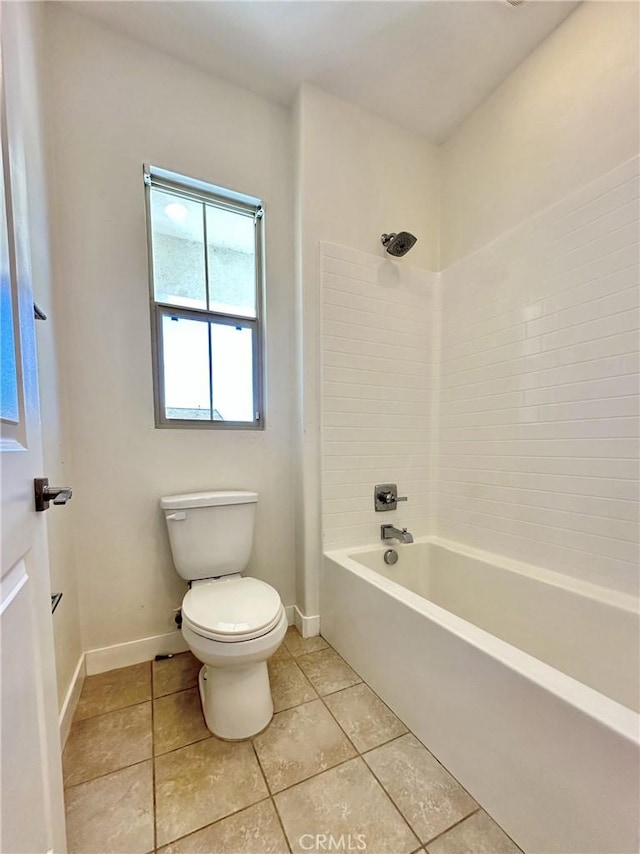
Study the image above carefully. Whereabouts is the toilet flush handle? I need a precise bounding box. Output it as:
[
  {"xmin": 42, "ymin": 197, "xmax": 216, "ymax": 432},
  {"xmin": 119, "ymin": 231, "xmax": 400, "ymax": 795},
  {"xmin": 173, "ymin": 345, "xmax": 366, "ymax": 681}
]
[{"xmin": 166, "ymin": 511, "xmax": 186, "ymax": 521}]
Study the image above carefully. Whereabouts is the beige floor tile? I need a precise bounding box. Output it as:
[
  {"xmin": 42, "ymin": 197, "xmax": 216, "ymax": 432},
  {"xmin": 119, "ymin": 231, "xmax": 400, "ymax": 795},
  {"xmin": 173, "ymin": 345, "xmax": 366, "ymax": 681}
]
[
  {"xmin": 364, "ymin": 734, "xmax": 477, "ymax": 843},
  {"xmin": 153, "ymin": 652, "xmax": 202, "ymax": 698},
  {"xmin": 426, "ymin": 811, "xmax": 522, "ymax": 854},
  {"xmin": 268, "ymin": 657, "xmax": 317, "ymax": 712},
  {"xmin": 254, "ymin": 698, "xmax": 356, "ymax": 792},
  {"xmin": 155, "ymin": 735, "xmax": 268, "ymax": 846},
  {"xmin": 158, "ymin": 800, "xmax": 289, "ymax": 854},
  {"xmin": 324, "ymin": 683, "xmax": 408, "ymax": 752},
  {"xmin": 154, "ymin": 687, "xmax": 211, "ymax": 755},
  {"xmin": 65, "ymin": 760, "xmax": 153, "ymax": 854},
  {"xmin": 271, "ymin": 639, "xmax": 291, "ymax": 661},
  {"xmin": 296, "ymin": 648, "xmax": 361, "ymax": 696},
  {"xmin": 274, "ymin": 756, "xmax": 419, "ymax": 854},
  {"xmin": 74, "ymin": 662, "xmax": 151, "ymax": 721},
  {"xmin": 283, "ymin": 626, "xmax": 329, "ymax": 657},
  {"xmin": 63, "ymin": 702, "xmax": 152, "ymax": 787}
]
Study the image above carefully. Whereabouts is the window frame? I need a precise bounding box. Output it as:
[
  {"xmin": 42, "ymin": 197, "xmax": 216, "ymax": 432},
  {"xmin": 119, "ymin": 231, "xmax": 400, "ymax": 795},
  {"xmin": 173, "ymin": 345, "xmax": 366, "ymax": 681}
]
[{"xmin": 144, "ymin": 164, "xmax": 265, "ymax": 431}]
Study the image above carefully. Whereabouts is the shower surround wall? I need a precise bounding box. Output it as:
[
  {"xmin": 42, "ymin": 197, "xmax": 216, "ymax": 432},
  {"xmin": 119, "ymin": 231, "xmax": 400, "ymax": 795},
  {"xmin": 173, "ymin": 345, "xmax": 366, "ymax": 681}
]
[
  {"xmin": 320, "ymin": 243, "xmax": 437, "ymax": 549},
  {"xmin": 437, "ymin": 157, "xmax": 639, "ymax": 595},
  {"xmin": 319, "ymin": 157, "xmax": 639, "ymax": 596}
]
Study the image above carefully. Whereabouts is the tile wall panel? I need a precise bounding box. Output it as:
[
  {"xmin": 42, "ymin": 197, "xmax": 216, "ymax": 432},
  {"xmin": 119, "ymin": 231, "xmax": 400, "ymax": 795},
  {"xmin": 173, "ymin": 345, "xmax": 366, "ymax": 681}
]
[
  {"xmin": 437, "ymin": 157, "xmax": 640, "ymax": 594},
  {"xmin": 320, "ymin": 243, "xmax": 437, "ymax": 549}
]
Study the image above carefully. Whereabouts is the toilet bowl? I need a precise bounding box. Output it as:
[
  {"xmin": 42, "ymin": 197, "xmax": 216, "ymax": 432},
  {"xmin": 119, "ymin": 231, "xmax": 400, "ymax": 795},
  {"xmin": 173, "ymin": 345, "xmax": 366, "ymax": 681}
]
[{"xmin": 161, "ymin": 490, "xmax": 285, "ymax": 740}]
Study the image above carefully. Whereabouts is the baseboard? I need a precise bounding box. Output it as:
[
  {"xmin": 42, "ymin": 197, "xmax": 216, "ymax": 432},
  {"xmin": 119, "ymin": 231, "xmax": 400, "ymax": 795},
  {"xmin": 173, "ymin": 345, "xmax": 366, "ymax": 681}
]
[
  {"xmin": 59, "ymin": 653, "xmax": 85, "ymax": 748},
  {"xmin": 294, "ymin": 606, "xmax": 320, "ymax": 638},
  {"xmin": 85, "ymin": 630, "xmax": 189, "ymax": 676},
  {"xmin": 85, "ymin": 608, "xmax": 301, "ymax": 676}
]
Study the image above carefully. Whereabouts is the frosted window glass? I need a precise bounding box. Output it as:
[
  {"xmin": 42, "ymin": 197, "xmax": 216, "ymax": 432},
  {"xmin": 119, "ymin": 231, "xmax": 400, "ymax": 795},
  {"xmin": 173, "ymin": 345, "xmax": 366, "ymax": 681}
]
[
  {"xmin": 0, "ymin": 186, "xmax": 18, "ymax": 424},
  {"xmin": 211, "ymin": 324, "xmax": 254, "ymax": 422},
  {"xmin": 206, "ymin": 206, "xmax": 256, "ymax": 318},
  {"xmin": 151, "ymin": 190, "xmax": 206, "ymax": 309},
  {"xmin": 162, "ymin": 315, "xmax": 211, "ymax": 420}
]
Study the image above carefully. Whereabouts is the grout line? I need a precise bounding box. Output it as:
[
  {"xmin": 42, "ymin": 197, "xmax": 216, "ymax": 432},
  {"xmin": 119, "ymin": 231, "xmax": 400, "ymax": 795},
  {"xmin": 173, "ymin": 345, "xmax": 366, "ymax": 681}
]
[
  {"xmin": 63, "ymin": 756, "xmax": 153, "ymax": 793},
  {"xmin": 321, "ymin": 691, "xmax": 411, "ymax": 758},
  {"xmin": 323, "ymin": 337, "xmax": 431, "ymax": 365},
  {"xmin": 437, "ymin": 496, "xmax": 639, "ymax": 541},
  {"xmin": 439, "ymin": 371, "xmax": 639, "ymax": 404},
  {"xmin": 544, "ymin": 216, "xmax": 638, "ymax": 265},
  {"xmin": 150, "ymin": 672, "xmax": 157, "ymax": 854},
  {"xmin": 271, "ymin": 793, "xmax": 294, "ymax": 854},
  {"xmin": 250, "ymin": 738, "xmax": 294, "ymax": 854},
  {"xmin": 435, "ymin": 506, "xmax": 639, "ymax": 560},
  {"xmin": 313, "ymin": 678, "xmax": 364, "ymax": 698},
  {"xmin": 439, "ymin": 393, "xmax": 639, "ymax": 419},
  {"xmin": 442, "ymin": 261, "xmax": 639, "ymax": 334},
  {"xmin": 250, "ymin": 736, "xmax": 274, "ymax": 797},
  {"xmin": 268, "ymin": 754, "xmax": 360, "ymax": 798},
  {"xmin": 358, "ymin": 745, "xmax": 423, "ymax": 848},
  {"xmin": 154, "ymin": 731, "xmax": 213, "ymax": 760},
  {"xmin": 71, "ymin": 696, "xmax": 153, "ymax": 724},
  {"xmin": 549, "ymin": 170, "xmax": 639, "ymax": 226},
  {"xmin": 156, "ymin": 797, "xmax": 273, "ymax": 851},
  {"xmin": 438, "ymin": 461, "xmax": 638, "ymax": 480},
  {"xmin": 440, "ymin": 328, "xmax": 640, "ymax": 377},
  {"xmin": 421, "ymin": 807, "xmax": 481, "ymax": 849},
  {"xmin": 437, "ymin": 478, "xmax": 640, "ymax": 504},
  {"xmin": 322, "ymin": 281, "xmax": 433, "ymax": 313},
  {"xmin": 316, "ymin": 693, "xmax": 360, "ymax": 756},
  {"xmin": 441, "ymin": 280, "xmax": 639, "ymax": 351}
]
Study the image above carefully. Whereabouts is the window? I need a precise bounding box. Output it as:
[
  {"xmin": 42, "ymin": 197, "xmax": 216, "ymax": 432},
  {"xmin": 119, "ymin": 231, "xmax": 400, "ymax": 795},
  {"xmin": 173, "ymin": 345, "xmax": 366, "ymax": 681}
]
[{"xmin": 144, "ymin": 165, "xmax": 264, "ymax": 429}]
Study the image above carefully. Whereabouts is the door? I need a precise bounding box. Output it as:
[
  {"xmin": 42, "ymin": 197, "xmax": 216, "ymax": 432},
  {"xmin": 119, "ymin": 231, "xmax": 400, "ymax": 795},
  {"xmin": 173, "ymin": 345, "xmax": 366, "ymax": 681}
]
[{"xmin": 0, "ymin": 5, "xmax": 67, "ymax": 852}]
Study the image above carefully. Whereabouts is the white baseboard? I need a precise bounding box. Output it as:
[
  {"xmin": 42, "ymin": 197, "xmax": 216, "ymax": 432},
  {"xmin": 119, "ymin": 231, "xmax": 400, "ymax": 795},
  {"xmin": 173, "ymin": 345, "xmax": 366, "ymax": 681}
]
[
  {"xmin": 59, "ymin": 654, "xmax": 85, "ymax": 748},
  {"xmin": 84, "ymin": 606, "xmax": 300, "ymax": 677},
  {"xmin": 85, "ymin": 630, "xmax": 189, "ymax": 676},
  {"xmin": 294, "ymin": 606, "xmax": 320, "ymax": 638}
]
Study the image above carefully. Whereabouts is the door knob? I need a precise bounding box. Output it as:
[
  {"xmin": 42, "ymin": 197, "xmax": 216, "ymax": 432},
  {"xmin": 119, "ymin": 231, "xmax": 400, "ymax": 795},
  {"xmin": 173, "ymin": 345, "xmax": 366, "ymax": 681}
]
[{"xmin": 34, "ymin": 477, "xmax": 73, "ymax": 512}]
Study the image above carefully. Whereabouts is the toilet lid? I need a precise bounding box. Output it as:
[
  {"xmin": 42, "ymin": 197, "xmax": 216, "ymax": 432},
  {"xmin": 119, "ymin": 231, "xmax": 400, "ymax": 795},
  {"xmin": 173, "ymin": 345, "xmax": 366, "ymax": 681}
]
[{"xmin": 182, "ymin": 577, "xmax": 282, "ymax": 642}]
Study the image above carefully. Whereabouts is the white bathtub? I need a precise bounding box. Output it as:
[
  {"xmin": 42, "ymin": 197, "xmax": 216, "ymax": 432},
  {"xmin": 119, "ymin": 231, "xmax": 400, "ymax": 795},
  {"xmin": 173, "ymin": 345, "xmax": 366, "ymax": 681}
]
[{"xmin": 321, "ymin": 537, "xmax": 640, "ymax": 854}]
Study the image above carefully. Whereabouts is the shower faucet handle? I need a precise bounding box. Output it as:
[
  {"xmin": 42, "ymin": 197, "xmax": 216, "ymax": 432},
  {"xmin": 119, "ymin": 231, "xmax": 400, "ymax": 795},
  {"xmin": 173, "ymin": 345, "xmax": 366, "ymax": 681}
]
[{"xmin": 374, "ymin": 483, "xmax": 408, "ymax": 512}]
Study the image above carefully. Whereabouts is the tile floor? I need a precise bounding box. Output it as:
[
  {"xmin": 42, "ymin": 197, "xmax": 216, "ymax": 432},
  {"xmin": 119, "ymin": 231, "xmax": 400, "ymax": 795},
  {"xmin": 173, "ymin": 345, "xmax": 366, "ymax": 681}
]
[{"xmin": 63, "ymin": 627, "xmax": 523, "ymax": 854}]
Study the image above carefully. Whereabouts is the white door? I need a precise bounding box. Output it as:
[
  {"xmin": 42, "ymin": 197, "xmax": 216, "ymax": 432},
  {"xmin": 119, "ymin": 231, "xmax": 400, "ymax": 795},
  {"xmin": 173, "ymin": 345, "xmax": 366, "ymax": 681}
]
[{"xmin": 0, "ymin": 5, "xmax": 67, "ymax": 852}]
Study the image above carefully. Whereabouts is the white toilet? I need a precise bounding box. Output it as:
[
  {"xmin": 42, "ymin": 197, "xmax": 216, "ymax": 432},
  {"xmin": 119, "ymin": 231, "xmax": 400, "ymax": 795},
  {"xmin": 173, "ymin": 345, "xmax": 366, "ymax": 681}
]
[{"xmin": 160, "ymin": 489, "xmax": 287, "ymax": 740}]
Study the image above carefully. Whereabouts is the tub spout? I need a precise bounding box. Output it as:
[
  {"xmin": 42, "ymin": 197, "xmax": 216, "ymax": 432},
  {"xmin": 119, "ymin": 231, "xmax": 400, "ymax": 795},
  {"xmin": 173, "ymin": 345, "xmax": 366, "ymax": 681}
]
[{"xmin": 381, "ymin": 524, "xmax": 414, "ymax": 544}]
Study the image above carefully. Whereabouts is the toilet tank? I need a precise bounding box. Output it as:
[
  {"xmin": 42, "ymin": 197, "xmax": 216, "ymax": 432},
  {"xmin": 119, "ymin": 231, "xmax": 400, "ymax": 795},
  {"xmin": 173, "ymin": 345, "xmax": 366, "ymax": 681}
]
[{"xmin": 160, "ymin": 490, "xmax": 257, "ymax": 582}]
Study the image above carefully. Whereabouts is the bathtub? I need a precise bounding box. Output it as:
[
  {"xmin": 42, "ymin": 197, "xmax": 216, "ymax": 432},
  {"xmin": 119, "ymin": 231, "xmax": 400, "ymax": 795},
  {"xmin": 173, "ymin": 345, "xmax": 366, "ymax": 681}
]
[{"xmin": 321, "ymin": 537, "xmax": 640, "ymax": 854}]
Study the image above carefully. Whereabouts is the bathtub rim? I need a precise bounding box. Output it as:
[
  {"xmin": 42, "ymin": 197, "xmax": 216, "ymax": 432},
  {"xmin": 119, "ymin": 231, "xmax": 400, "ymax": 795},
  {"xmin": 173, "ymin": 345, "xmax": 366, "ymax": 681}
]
[{"xmin": 324, "ymin": 535, "xmax": 639, "ymax": 744}]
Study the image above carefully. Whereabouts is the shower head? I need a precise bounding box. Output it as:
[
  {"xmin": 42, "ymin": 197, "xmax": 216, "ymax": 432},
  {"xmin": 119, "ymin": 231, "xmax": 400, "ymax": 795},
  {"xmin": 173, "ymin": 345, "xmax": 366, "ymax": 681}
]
[{"xmin": 381, "ymin": 232, "xmax": 417, "ymax": 257}]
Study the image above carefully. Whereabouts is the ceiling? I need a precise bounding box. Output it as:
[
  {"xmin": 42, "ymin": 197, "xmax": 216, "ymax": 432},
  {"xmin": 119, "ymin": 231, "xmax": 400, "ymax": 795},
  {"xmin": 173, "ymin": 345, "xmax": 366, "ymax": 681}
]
[{"xmin": 68, "ymin": 0, "xmax": 580, "ymax": 143}]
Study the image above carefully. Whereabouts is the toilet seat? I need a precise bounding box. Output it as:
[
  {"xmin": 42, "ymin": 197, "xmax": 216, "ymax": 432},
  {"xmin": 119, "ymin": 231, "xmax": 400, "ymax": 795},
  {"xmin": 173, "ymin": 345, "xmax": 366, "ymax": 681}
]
[{"xmin": 182, "ymin": 576, "xmax": 283, "ymax": 643}]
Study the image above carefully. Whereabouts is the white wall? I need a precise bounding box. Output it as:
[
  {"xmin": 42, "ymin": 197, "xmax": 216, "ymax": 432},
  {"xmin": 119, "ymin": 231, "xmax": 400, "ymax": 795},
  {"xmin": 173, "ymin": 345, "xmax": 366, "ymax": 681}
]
[
  {"xmin": 320, "ymin": 243, "xmax": 437, "ymax": 549},
  {"xmin": 438, "ymin": 156, "xmax": 639, "ymax": 595},
  {"xmin": 43, "ymin": 6, "xmax": 296, "ymax": 653},
  {"xmin": 295, "ymin": 85, "xmax": 440, "ymax": 614},
  {"xmin": 441, "ymin": 1, "xmax": 640, "ymax": 267}
]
